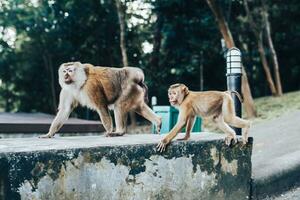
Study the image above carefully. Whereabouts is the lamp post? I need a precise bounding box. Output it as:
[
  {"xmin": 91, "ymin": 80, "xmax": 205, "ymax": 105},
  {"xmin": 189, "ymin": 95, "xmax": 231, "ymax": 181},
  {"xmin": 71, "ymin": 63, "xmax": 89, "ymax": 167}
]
[{"xmin": 226, "ymin": 47, "xmax": 242, "ymax": 135}]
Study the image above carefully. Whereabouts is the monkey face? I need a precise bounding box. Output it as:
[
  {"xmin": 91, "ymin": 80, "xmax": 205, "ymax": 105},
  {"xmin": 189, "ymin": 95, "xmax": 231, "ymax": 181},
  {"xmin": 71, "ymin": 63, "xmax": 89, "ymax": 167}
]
[
  {"xmin": 168, "ymin": 89, "xmax": 181, "ymax": 106},
  {"xmin": 168, "ymin": 84, "xmax": 189, "ymax": 106},
  {"xmin": 62, "ymin": 66, "xmax": 76, "ymax": 84},
  {"xmin": 58, "ymin": 62, "xmax": 87, "ymax": 88}
]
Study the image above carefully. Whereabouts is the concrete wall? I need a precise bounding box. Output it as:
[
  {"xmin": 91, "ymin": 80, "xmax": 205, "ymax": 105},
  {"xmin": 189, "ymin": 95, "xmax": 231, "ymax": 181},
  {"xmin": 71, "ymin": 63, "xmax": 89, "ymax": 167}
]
[{"xmin": 0, "ymin": 134, "xmax": 252, "ymax": 200}]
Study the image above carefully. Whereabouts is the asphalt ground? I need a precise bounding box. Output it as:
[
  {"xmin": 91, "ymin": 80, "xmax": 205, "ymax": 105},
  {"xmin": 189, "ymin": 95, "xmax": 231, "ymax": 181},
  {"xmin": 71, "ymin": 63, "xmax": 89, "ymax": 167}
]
[{"xmin": 250, "ymin": 110, "xmax": 300, "ymax": 199}]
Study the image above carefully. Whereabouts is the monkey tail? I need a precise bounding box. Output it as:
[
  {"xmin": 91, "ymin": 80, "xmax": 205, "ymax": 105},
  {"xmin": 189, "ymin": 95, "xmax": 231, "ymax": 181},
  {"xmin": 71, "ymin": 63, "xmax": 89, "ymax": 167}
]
[
  {"xmin": 227, "ymin": 90, "xmax": 244, "ymax": 103},
  {"xmin": 138, "ymin": 81, "xmax": 149, "ymax": 104},
  {"xmin": 132, "ymin": 67, "xmax": 149, "ymax": 103}
]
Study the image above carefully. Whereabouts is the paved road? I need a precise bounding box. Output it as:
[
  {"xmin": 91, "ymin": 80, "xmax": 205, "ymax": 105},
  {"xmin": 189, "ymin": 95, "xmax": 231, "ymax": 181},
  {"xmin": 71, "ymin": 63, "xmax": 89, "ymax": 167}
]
[
  {"xmin": 0, "ymin": 112, "xmax": 103, "ymax": 134},
  {"xmin": 263, "ymin": 187, "xmax": 300, "ymax": 200},
  {"xmin": 250, "ymin": 110, "xmax": 300, "ymax": 181}
]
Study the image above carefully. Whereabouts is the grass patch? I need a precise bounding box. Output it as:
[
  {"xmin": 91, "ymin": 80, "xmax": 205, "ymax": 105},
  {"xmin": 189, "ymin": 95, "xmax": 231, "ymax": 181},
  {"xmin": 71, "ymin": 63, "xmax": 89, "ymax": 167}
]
[{"xmin": 251, "ymin": 90, "xmax": 300, "ymax": 124}]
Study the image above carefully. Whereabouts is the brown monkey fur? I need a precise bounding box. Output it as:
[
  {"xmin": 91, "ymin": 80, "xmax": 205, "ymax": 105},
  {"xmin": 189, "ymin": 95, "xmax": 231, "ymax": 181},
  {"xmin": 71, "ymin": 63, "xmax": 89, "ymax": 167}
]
[
  {"xmin": 40, "ymin": 62, "xmax": 162, "ymax": 138},
  {"xmin": 157, "ymin": 83, "xmax": 251, "ymax": 152}
]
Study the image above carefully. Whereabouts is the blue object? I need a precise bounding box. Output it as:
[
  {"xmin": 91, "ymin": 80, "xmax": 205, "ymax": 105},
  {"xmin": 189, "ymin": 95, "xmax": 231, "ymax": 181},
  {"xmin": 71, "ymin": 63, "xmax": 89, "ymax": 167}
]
[{"xmin": 152, "ymin": 106, "xmax": 202, "ymax": 134}]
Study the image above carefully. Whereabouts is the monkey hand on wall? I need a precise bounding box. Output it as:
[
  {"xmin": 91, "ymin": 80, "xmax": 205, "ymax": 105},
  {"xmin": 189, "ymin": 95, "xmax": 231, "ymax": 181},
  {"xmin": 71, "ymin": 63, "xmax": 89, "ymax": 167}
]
[
  {"xmin": 156, "ymin": 83, "xmax": 251, "ymax": 152},
  {"xmin": 39, "ymin": 62, "xmax": 162, "ymax": 138}
]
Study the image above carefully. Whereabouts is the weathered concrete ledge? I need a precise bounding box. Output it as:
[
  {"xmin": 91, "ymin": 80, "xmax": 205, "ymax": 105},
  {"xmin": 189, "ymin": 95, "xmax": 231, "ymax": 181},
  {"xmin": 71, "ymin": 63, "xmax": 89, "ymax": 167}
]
[{"xmin": 0, "ymin": 133, "xmax": 253, "ymax": 200}]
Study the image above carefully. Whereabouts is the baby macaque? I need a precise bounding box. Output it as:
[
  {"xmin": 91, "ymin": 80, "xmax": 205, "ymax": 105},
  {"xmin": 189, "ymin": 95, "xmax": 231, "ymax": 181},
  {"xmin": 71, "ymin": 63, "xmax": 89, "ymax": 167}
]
[{"xmin": 157, "ymin": 83, "xmax": 251, "ymax": 152}]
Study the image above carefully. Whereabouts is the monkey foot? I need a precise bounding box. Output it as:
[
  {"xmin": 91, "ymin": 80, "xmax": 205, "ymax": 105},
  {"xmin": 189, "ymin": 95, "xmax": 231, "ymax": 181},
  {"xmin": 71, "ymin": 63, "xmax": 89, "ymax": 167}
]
[
  {"xmin": 39, "ymin": 134, "xmax": 54, "ymax": 139},
  {"xmin": 241, "ymin": 139, "xmax": 248, "ymax": 147},
  {"xmin": 242, "ymin": 137, "xmax": 248, "ymax": 145},
  {"xmin": 225, "ymin": 137, "xmax": 237, "ymax": 147},
  {"xmin": 105, "ymin": 132, "xmax": 125, "ymax": 137}
]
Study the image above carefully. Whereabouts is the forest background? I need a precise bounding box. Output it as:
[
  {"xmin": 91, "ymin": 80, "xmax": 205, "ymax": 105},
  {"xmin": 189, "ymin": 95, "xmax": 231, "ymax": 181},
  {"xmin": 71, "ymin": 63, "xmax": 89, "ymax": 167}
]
[{"xmin": 0, "ymin": 0, "xmax": 299, "ymax": 121}]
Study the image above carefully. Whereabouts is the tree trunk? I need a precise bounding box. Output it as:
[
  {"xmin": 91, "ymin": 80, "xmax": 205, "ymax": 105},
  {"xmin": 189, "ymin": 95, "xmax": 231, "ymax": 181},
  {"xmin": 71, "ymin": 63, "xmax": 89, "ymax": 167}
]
[
  {"xmin": 43, "ymin": 53, "xmax": 57, "ymax": 113},
  {"xmin": 149, "ymin": 12, "xmax": 164, "ymax": 88},
  {"xmin": 206, "ymin": 0, "xmax": 257, "ymax": 118},
  {"xmin": 150, "ymin": 14, "xmax": 164, "ymax": 70},
  {"xmin": 115, "ymin": 0, "xmax": 128, "ymax": 67},
  {"xmin": 4, "ymin": 89, "xmax": 10, "ymax": 112},
  {"xmin": 243, "ymin": 0, "xmax": 279, "ymax": 96},
  {"xmin": 200, "ymin": 51, "xmax": 204, "ymax": 91},
  {"xmin": 115, "ymin": 0, "xmax": 136, "ymax": 127},
  {"xmin": 257, "ymin": 34, "xmax": 277, "ymax": 96},
  {"xmin": 262, "ymin": 7, "xmax": 283, "ymax": 96}
]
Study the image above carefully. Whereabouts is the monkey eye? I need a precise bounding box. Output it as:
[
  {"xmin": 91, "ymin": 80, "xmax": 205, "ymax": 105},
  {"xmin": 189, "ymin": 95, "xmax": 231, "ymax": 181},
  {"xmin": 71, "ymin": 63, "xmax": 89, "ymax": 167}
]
[{"xmin": 63, "ymin": 70, "xmax": 66, "ymax": 73}]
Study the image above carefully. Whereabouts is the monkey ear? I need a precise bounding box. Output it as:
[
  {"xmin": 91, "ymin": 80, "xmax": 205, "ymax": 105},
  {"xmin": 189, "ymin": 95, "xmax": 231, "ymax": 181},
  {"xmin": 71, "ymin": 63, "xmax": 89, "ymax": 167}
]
[
  {"xmin": 74, "ymin": 61, "xmax": 82, "ymax": 67},
  {"xmin": 182, "ymin": 85, "xmax": 189, "ymax": 95},
  {"xmin": 84, "ymin": 65, "xmax": 89, "ymax": 76}
]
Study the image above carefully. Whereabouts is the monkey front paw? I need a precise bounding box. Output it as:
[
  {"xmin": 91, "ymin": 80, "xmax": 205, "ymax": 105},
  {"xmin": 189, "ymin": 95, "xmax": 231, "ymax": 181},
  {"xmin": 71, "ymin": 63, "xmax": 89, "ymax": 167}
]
[
  {"xmin": 39, "ymin": 134, "xmax": 54, "ymax": 139},
  {"xmin": 156, "ymin": 139, "xmax": 169, "ymax": 152}
]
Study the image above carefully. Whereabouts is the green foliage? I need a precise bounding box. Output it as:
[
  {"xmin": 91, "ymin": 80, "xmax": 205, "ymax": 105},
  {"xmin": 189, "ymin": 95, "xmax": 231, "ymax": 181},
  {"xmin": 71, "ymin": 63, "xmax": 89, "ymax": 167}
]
[
  {"xmin": 0, "ymin": 0, "xmax": 123, "ymax": 114},
  {"xmin": 144, "ymin": 0, "xmax": 226, "ymax": 104}
]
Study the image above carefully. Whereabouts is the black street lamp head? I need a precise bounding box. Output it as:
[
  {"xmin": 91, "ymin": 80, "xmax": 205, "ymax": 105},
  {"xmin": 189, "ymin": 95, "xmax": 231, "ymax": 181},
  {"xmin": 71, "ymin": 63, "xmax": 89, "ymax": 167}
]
[{"xmin": 226, "ymin": 47, "xmax": 242, "ymax": 76}]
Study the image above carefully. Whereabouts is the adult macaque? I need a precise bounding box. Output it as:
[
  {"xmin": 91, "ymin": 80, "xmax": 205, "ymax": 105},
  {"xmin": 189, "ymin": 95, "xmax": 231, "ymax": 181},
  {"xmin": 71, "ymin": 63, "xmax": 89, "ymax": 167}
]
[
  {"xmin": 157, "ymin": 83, "xmax": 251, "ymax": 152},
  {"xmin": 39, "ymin": 62, "xmax": 161, "ymax": 138}
]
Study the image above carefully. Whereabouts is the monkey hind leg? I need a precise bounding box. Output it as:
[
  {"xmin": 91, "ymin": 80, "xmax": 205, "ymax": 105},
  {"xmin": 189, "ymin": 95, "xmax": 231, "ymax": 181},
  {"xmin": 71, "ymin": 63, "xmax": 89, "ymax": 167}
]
[
  {"xmin": 112, "ymin": 106, "xmax": 128, "ymax": 136},
  {"xmin": 227, "ymin": 117, "xmax": 251, "ymax": 145},
  {"xmin": 214, "ymin": 115, "xmax": 237, "ymax": 146},
  {"xmin": 135, "ymin": 103, "xmax": 162, "ymax": 134}
]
